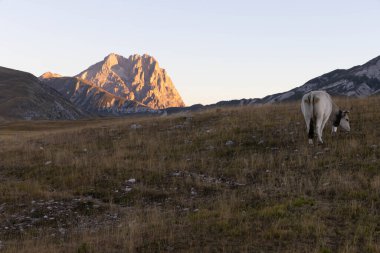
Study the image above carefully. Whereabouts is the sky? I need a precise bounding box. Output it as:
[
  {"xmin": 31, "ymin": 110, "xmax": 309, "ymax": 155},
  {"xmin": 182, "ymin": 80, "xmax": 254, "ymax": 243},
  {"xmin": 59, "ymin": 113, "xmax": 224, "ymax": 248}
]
[{"xmin": 1, "ymin": 0, "xmax": 380, "ymax": 105}]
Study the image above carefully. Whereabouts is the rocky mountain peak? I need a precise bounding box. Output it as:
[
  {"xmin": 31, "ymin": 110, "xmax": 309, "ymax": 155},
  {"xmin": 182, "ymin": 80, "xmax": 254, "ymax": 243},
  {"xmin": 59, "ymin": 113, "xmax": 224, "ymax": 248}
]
[
  {"xmin": 39, "ymin": 72, "xmax": 62, "ymax": 79},
  {"xmin": 103, "ymin": 53, "xmax": 120, "ymax": 68},
  {"xmin": 76, "ymin": 53, "xmax": 185, "ymax": 109}
]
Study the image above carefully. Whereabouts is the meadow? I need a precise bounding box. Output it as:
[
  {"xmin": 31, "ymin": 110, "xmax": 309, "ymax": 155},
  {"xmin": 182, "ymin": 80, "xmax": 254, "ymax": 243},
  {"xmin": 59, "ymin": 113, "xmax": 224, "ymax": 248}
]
[{"xmin": 0, "ymin": 96, "xmax": 379, "ymax": 253}]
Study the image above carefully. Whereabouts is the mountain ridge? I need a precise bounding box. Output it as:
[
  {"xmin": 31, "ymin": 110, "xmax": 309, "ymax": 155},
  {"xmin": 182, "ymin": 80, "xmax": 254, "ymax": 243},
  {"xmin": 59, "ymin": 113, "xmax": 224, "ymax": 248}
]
[
  {"xmin": 163, "ymin": 54, "xmax": 380, "ymax": 114},
  {"xmin": 2, "ymin": 53, "xmax": 380, "ymax": 120},
  {"xmin": 256, "ymin": 54, "xmax": 380, "ymax": 104}
]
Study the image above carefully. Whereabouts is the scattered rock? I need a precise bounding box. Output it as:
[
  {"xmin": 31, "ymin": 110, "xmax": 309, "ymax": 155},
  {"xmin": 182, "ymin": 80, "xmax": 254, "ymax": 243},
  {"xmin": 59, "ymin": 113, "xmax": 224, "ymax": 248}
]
[
  {"xmin": 59, "ymin": 228, "xmax": 66, "ymax": 235},
  {"xmin": 171, "ymin": 172, "xmax": 181, "ymax": 177},
  {"xmin": 233, "ymin": 182, "xmax": 246, "ymax": 186},
  {"xmin": 169, "ymin": 170, "xmax": 244, "ymax": 187},
  {"xmin": 130, "ymin": 124, "xmax": 142, "ymax": 129},
  {"xmin": 225, "ymin": 140, "xmax": 234, "ymax": 146},
  {"xmin": 0, "ymin": 197, "xmax": 116, "ymax": 238},
  {"xmin": 127, "ymin": 178, "xmax": 136, "ymax": 184},
  {"xmin": 45, "ymin": 161, "xmax": 52, "ymax": 166},
  {"xmin": 166, "ymin": 246, "xmax": 174, "ymax": 251}
]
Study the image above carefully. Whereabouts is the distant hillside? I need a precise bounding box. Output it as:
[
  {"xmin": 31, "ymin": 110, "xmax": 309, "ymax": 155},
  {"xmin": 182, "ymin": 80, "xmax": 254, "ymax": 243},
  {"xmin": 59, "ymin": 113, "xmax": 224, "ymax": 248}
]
[
  {"xmin": 40, "ymin": 75, "xmax": 154, "ymax": 115},
  {"xmin": 175, "ymin": 54, "xmax": 380, "ymax": 111},
  {"xmin": 257, "ymin": 55, "xmax": 380, "ymax": 103},
  {"xmin": 0, "ymin": 67, "xmax": 84, "ymax": 121},
  {"xmin": 163, "ymin": 55, "xmax": 380, "ymax": 114}
]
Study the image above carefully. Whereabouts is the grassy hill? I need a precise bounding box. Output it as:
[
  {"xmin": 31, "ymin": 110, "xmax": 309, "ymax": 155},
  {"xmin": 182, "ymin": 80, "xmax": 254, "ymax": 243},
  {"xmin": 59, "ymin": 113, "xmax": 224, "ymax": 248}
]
[
  {"xmin": 0, "ymin": 96, "xmax": 379, "ymax": 252},
  {"xmin": 0, "ymin": 67, "xmax": 83, "ymax": 121}
]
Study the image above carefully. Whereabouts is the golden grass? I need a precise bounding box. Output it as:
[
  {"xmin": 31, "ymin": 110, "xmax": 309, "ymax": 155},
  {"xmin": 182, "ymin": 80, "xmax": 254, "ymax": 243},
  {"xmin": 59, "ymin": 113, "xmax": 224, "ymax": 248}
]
[{"xmin": 0, "ymin": 96, "xmax": 380, "ymax": 252}]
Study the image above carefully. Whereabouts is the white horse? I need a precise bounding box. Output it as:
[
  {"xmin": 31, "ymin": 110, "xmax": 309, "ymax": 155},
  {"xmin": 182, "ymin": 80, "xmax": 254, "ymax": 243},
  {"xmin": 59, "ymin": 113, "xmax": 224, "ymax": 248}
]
[{"xmin": 301, "ymin": 90, "xmax": 350, "ymax": 144}]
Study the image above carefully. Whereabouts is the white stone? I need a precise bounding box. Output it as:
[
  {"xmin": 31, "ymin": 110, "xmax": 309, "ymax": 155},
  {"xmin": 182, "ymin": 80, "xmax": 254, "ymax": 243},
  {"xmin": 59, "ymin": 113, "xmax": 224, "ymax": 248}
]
[
  {"xmin": 127, "ymin": 178, "xmax": 136, "ymax": 184},
  {"xmin": 225, "ymin": 140, "xmax": 234, "ymax": 146}
]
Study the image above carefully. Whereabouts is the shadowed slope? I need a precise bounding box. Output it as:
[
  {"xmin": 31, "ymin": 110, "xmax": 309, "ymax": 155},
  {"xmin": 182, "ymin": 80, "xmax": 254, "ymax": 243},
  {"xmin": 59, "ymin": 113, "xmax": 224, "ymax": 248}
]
[
  {"xmin": 40, "ymin": 76, "xmax": 153, "ymax": 115},
  {"xmin": 0, "ymin": 67, "xmax": 84, "ymax": 121}
]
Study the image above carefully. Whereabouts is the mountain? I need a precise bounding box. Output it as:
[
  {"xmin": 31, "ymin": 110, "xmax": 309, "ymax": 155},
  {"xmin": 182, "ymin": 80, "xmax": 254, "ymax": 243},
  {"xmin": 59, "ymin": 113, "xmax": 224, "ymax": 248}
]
[
  {"xmin": 39, "ymin": 72, "xmax": 62, "ymax": 79},
  {"xmin": 0, "ymin": 67, "xmax": 84, "ymax": 121},
  {"xmin": 163, "ymin": 55, "xmax": 380, "ymax": 115},
  {"xmin": 40, "ymin": 75, "xmax": 154, "ymax": 115},
  {"xmin": 75, "ymin": 53, "xmax": 185, "ymax": 109},
  {"xmin": 258, "ymin": 55, "xmax": 380, "ymax": 103}
]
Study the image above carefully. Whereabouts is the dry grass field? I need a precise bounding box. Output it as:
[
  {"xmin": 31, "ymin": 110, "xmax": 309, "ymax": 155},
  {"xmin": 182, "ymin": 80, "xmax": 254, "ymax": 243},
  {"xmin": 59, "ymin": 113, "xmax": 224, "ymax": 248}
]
[{"xmin": 0, "ymin": 96, "xmax": 379, "ymax": 253}]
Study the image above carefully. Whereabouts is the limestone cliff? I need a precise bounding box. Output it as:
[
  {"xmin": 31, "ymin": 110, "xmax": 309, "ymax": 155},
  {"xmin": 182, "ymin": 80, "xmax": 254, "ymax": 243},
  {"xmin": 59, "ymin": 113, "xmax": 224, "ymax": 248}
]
[{"xmin": 76, "ymin": 53, "xmax": 185, "ymax": 109}]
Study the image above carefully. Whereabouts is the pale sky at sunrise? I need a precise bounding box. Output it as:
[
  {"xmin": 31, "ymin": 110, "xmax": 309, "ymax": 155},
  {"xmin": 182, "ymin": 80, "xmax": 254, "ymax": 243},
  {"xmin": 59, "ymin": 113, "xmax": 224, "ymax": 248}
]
[{"xmin": 1, "ymin": 0, "xmax": 380, "ymax": 105}]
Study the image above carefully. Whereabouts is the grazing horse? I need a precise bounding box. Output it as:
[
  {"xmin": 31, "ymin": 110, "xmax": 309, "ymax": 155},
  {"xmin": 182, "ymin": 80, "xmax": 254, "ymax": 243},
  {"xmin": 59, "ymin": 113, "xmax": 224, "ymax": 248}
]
[{"xmin": 301, "ymin": 90, "xmax": 350, "ymax": 144}]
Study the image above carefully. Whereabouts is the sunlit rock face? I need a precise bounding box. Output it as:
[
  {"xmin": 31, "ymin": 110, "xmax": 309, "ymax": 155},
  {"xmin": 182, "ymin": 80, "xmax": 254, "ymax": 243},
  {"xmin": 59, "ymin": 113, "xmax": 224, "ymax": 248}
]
[
  {"xmin": 39, "ymin": 72, "xmax": 62, "ymax": 79},
  {"xmin": 75, "ymin": 53, "xmax": 185, "ymax": 109}
]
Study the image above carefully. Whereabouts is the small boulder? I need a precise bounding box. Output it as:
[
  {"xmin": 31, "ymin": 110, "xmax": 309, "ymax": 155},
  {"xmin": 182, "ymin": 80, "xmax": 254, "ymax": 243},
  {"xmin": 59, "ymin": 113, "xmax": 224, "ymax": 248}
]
[
  {"xmin": 225, "ymin": 140, "xmax": 234, "ymax": 146},
  {"xmin": 130, "ymin": 124, "xmax": 142, "ymax": 129}
]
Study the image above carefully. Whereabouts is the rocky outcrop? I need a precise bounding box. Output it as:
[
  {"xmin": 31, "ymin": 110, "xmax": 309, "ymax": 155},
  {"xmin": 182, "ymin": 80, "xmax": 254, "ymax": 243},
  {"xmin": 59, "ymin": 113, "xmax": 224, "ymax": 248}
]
[{"xmin": 76, "ymin": 53, "xmax": 185, "ymax": 109}]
